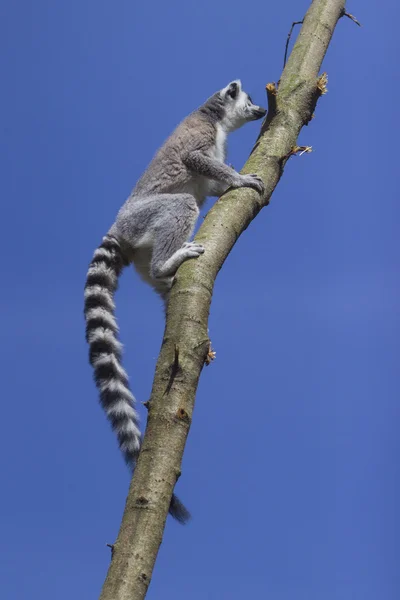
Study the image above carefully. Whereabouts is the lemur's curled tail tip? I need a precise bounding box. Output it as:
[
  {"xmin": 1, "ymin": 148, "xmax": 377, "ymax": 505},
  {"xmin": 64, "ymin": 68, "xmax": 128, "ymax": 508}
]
[{"xmin": 170, "ymin": 494, "xmax": 191, "ymax": 524}]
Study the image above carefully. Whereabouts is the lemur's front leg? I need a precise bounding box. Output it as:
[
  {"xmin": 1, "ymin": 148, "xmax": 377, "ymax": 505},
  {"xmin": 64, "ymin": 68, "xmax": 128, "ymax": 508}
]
[
  {"xmin": 183, "ymin": 151, "xmax": 265, "ymax": 195},
  {"xmin": 146, "ymin": 194, "xmax": 204, "ymax": 280}
]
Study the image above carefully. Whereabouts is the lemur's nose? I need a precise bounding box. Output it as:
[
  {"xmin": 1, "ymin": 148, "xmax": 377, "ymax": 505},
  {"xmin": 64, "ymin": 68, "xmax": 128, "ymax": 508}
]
[{"xmin": 254, "ymin": 107, "xmax": 267, "ymax": 119}]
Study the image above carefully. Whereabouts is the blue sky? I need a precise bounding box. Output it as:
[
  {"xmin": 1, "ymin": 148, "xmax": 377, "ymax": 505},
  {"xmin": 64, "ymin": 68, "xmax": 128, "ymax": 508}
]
[{"xmin": 1, "ymin": 0, "xmax": 399, "ymax": 598}]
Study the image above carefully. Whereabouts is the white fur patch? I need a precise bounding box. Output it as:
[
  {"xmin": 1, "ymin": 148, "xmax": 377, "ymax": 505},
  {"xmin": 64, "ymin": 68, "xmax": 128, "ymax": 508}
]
[
  {"xmin": 107, "ymin": 400, "xmax": 136, "ymax": 418},
  {"xmin": 93, "ymin": 247, "xmax": 113, "ymax": 259},
  {"xmin": 136, "ymin": 230, "xmax": 155, "ymax": 248},
  {"xmin": 86, "ymin": 308, "xmax": 118, "ymax": 331},
  {"xmin": 99, "ymin": 378, "xmax": 134, "ymax": 401},
  {"xmin": 87, "ymin": 263, "xmax": 117, "ymax": 284},
  {"xmin": 120, "ymin": 436, "xmax": 141, "ymax": 453},
  {"xmin": 88, "ymin": 328, "xmax": 123, "ymax": 353},
  {"xmin": 93, "ymin": 353, "xmax": 127, "ymax": 379},
  {"xmin": 211, "ymin": 124, "xmax": 227, "ymax": 163},
  {"xmin": 84, "ymin": 286, "xmax": 115, "ymax": 310},
  {"xmin": 219, "ymin": 80, "xmax": 250, "ymax": 132},
  {"xmin": 117, "ymin": 420, "xmax": 141, "ymax": 437}
]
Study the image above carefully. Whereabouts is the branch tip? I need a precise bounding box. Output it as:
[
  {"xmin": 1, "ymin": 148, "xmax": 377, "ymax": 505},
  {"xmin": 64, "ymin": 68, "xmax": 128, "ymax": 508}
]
[
  {"xmin": 286, "ymin": 146, "xmax": 313, "ymax": 160},
  {"xmin": 265, "ymin": 82, "xmax": 277, "ymax": 114},
  {"xmin": 298, "ymin": 146, "xmax": 312, "ymax": 156},
  {"xmin": 317, "ymin": 72, "xmax": 328, "ymax": 95},
  {"xmin": 205, "ymin": 341, "xmax": 216, "ymax": 366},
  {"xmin": 341, "ymin": 9, "xmax": 362, "ymax": 27}
]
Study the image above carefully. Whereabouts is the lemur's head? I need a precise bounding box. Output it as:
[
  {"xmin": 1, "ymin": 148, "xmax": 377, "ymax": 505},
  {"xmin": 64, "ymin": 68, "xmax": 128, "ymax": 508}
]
[{"xmin": 219, "ymin": 80, "xmax": 266, "ymax": 131}]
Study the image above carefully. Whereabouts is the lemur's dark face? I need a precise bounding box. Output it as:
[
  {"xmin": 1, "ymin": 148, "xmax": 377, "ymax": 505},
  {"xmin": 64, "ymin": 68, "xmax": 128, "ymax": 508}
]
[{"xmin": 221, "ymin": 81, "xmax": 266, "ymax": 131}]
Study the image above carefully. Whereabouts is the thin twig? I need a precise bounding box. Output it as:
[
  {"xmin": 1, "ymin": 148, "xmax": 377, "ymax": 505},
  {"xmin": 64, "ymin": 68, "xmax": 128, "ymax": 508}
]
[
  {"xmin": 341, "ymin": 9, "xmax": 362, "ymax": 27},
  {"xmin": 283, "ymin": 20, "xmax": 303, "ymax": 69}
]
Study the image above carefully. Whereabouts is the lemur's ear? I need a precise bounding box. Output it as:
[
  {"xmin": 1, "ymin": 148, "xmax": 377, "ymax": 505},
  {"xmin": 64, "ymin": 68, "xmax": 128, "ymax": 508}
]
[{"xmin": 224, "ymin": 80, "xmax": 242, "ymax": 99}]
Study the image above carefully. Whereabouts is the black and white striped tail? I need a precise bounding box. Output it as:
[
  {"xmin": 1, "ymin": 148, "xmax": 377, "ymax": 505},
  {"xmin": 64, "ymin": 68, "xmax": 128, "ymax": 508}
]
[
  {"xmin": 84, "ymin": 234, "xmax": 141, "ymax": 467},
  {"xmin": 84, "ymin": 234, "xmax": 190, "ymax": 524}
]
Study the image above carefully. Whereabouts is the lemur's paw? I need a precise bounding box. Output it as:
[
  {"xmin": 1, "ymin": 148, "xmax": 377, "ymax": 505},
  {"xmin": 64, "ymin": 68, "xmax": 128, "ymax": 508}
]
[
  {"xmin": 182, "ymin": 242, "xmax": 205, "ymax": 257},
  {"xmin": 240, "ymin": 173, "xmax": 265, "ymax": 195}
]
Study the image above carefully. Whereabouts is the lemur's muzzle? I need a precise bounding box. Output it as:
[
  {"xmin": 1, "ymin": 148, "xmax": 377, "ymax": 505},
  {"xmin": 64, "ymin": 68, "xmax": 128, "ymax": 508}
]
[{"xmin": 253, "ymin": 107, "xmax": 267, "ymax": 119}]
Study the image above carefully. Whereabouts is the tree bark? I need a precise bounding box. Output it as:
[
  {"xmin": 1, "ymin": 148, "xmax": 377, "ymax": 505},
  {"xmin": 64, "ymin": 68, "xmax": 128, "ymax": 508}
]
[{"xmin": 99, "ymin": 1, "xmax": 350, "ymax": 598}]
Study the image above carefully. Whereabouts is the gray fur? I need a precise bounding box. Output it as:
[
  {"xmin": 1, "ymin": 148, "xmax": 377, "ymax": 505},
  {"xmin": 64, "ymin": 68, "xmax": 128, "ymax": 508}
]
[{"xmin": 84, "ymin": 80, "xmax": 266, "ymax": 523}]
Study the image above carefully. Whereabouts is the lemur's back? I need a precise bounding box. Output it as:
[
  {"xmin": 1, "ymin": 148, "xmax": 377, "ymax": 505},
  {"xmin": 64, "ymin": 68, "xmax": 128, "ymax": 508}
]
[{"xmin": 133, "ymin": 111, "xmax": 217, "ymax": 199}]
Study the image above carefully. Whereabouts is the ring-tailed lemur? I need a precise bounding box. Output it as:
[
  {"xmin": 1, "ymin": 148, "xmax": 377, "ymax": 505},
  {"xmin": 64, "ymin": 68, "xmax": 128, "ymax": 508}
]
[{"xmin": 84, "ymin": 80, "xmax": 266, "ymax": 523}]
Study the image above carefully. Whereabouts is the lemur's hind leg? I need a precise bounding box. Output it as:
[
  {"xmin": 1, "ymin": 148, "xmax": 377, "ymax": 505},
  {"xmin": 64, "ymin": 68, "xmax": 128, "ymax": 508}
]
[
  {"xmin": 115, "ymin": 193, "xmax": 204, "ymax": 280},
  {"xmin": 148, "ymin": 194, "xmax": 204, "ymax": 279},
  {"xmin": 151, "ymin": 240, "xmax": 205, "ymax": 279}
]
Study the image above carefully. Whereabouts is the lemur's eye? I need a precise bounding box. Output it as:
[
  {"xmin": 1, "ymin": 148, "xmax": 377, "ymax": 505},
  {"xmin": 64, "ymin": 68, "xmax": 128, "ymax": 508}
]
[{"xmin": 247, "ymin": 95, "xmax": 253, "ymax": 104}]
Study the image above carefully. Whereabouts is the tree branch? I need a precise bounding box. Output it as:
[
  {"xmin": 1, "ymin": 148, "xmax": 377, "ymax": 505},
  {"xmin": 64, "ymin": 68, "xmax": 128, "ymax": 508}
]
[{"xmin": 99, "ymin": 1, "xmax": 353, "ymax": 598}]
